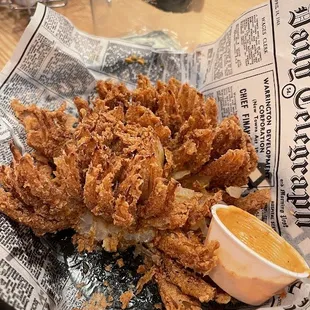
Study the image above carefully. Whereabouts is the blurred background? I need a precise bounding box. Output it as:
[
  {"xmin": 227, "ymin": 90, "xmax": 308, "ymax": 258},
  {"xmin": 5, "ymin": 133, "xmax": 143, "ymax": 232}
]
[{"xmin": 0, "ymin": 0, "xmax": 265, "ymax": 70}]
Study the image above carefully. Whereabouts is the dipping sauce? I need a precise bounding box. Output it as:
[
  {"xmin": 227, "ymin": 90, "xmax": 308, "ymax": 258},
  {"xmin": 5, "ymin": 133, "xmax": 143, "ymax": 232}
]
[{"xmin": 217, "ymin": 206, "xmax": 308, "ymax": 273}]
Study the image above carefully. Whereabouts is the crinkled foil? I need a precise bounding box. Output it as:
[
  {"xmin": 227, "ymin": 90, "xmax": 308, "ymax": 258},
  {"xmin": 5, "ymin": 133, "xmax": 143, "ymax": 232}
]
[
  {"xmin": 43, "ymin": 231, "xmax": 163, "ymax": 309},
  {"xmin": 43, "ymin": 231, "xmax": 242, "ymax": 309}
]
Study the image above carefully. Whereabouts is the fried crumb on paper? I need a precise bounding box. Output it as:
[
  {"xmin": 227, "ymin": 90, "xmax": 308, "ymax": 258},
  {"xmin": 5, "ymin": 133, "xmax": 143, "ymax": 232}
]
[
  {"xmin": 136, "ymin": 266, "xmax": 156, "ymax": 294},
  {"xmin": 215, "ymin": 292, "xmax": 231, "ymax": 304},
  {"xmin": 154, "ymin": 303, "xmax": 162, "ymax": 309},
  {"xmin": 72, "ymin": 230, "xmax": 96, "ymax": 253},
  {"xmin": 116, "ymin": 258, "xmax": 125, "ymax": 268},
  {"xmin": 125, "ymin": 55, "xmax": 145, "ymax": 65},
  {"xmin": 76, "ymin": 282, "xmax": 86, "ymax": 289},
  {"xmin": 103, "ymin": 236, "xmax": 119, "ymax": 253},
  {"xmin": 120, "ymin": 290, "xmax": 134, "ymax": 309},
  {"xmin": 137, "ymin": 264, "xmax": 147, "ymax": 274},
  {"xmin": 125, "ymin": 56, "xmax": 134, "ymax": 64},
  {"xmin": 137, "ymin": 57, "xmax": 145, "ymax": 65},
  {"xmin": 76, "ymin": 282, "xmax": 86, "ymax": 300},
  {"xmin": 79, "ymin": 293, "xmax": 109, "ymax": 310},
  {"xmin": 76, "ymin": 291, "xmax": 82, "ymax": 300},
  {"xmin": 105, "ymin": 264, "xmax": 112, "ymax": 272}
]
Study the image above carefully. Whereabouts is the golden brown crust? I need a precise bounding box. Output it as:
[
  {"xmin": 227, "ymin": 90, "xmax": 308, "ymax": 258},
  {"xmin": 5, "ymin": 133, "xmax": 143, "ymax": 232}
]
[
  {"xmin": 78, "ymin": 116, "xmax": 164, "ymax": 227},
  {"xmin": 102, "ymin": 235, "xmax": 119, "ymax": 253},
  {"xmin": 141, "ymin": 179, "xmax": 211, "ymax": 230},
  {"xmin": 96, "ymin": 80, "xmax": 130, "ymax": 110},
  {"xmin": 168, "ymin": 128, "xmax": 215, "ymax": 174},
  {"xmin": 80, "ymin": 293, "xmax": 109, "ymax": 310},
  {"xmin": 154, "ymin": 303, "xmax": 162, "ymax": 309},
  {"xmin": 211, "ymin": 115, "xmax": 243, "ymax": 159},
  {"xmin": 72, "ymin": 230, "xmax": 97, "ymax": 253},
  {"xmin": 11, "ymin": 100, "xmax": 76, "ymax": 159},
  {"xmin": 119, "ymin": 291, "xmax": 134, "ymax": 309},
  {"xmin": 84, "ymin": 165, "xmax": 116, "ymax": 221},
  {"xmin": 116, "ymin": 258, "xmax": 125, "ymax": 268},
  {"xmin": 155, "ymin": 272, "xmax": 202, "ymax": 310},
  {"xmin": 223, "ymin": 189, "xmax": 271, "ymax": 213},
  {"xmin": 0, "ymin": 188, "xmax": 72, "ymax": 235},
  {"xmin": 163, "ymin": 258, "xmax": 216, "ymax": 303},
  {"xmin": 186, "ymin": 190, "xmax": 223, "ymax": 227},
  {"xmin": 200, "ymin": 149, "xmax": 252, "ymax": 188},
  {"xmin": 137, "ymin": 264, "xmax": 147, "ymax": 274},
  {"xmin": 133, "ymin": 76, "xmax": 220, "ymax": 176},
  {"xmin": 74, "ymin": 97, "xmax": 90, "ymax": 119},
  {"xmin": 113, "ymin": 196, "xmax": 135, "ymax": 227},
  {"xmin": 136, "ymin": 266, "xmax": 156, "ymax": 294},
  {"xmin": 140, "ymin": 179, "xmax": 190, "ymax": 229},
  {"xmin": 0, "ymin": 146, "xmax": 84, "ymax": 235},
  {"xmin": 0, "ymin": 76, "xmax": 265, "ymax": 309},
  {"xmin": 240, "ymin": 133, "xmax": 259, "ymax": 174},
  {"xmin": 126, "ymin": 105, "xmax": 171, "ymax": 144},
  {"xmin": 132, "ymin": 75, "xmax": 158, "ymax": 111},
  {"xmin": 155, "ymin": 231, "xmax": 219, "ymax": 275},
  {"xmin": 215, "ymin": 292, "xmax": 232, "ymax": 304}
]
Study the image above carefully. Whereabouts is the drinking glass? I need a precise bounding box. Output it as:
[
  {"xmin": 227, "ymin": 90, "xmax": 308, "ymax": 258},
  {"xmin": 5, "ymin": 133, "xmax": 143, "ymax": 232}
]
[{"xmin": 90, "ymin": 0, "xmax": 205, "ymax": 51}]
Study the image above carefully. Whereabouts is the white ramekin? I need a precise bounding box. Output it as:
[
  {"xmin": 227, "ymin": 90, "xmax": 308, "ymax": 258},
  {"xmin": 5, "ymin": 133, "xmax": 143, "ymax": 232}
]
[{"xmin": 206, "ymin": 204, "xmax": 309, "ymax": 306}]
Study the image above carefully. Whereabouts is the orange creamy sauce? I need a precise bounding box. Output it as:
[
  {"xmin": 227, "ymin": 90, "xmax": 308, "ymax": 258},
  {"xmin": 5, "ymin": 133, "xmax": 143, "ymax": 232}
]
[{"xmin": 217, "ymin": 206, "xmax": 308, "ymax": 273}]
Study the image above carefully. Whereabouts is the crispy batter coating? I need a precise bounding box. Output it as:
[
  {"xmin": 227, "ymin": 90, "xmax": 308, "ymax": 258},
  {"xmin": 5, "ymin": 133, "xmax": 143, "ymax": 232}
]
[
  {"xmin": 210, "ymin": 115, "xmax": 258, "ymax": 174},
  {"xmin": 155, "ymin": 231, "xmax": 219, "ymax": 275},
  {"xmin": 83, "ymin": 163, "xmax": 117, "ymax": 222},
  {"xmin": 136, "ymin": 266, "xmax": 156, "ymax": 294},
  {"xmin": 96, "ymin": 80, "xmax": 130, "ymax": 110},
  {"xmin": 126, "ymin": 105, "xmax": 171, "ymax": 144},
  {"xmin": 11, "ymin": 100, "xmax": 76, "ymax": 159},
  {"xmin": 156, "ymin": 81, "xmax": 217, "ymax": 134},
  {"xmin": 140, "ymin": 178, "xmax": 223, "ymax": 229},
  {"xmin": 0, "ymin": 76, "xmax": 266, "ymax": 309},
  {"xmin": 215, "ymin": 292, "xmax": 231, "ymax": 304},
  {"xmin": 155, "ymin": 273, "xmax": 201, "ymax": 310},
  {"xmin": 102, "ymin": 235, "xmax": 119, "ymax": 253},
  {"xmin": 72, "ymin": 230, "xmax": 97, "ymax": 253},
  {"xmin": 163, "ymin": 258, "xmax": 216, "ymax": 303},
  {"xmin": 240, "ymin": 133, "xmax": 258, "ymax": 174},
  {"xmin": 78, "ymin": 105, "xmax": 164, "ymax": 227},
  {"xmin": 0, "ymin": 189, "xmax": 70, "ymax": 236},
  {"xmin": 0, "ymin": 146, "xmax": 84, "ymax": 235},
  {"xmin": 141, "ymin": 179, "xmax": 198, "ymax": 230},
  {"xmin": 79, "ymin": 292, "xmax": 109, "ymax": 310},
  {"xmin": 200, "ymin": 149, "xmax": 253, "ymax": 188},
  {"xmin": 116, "ymin": 258, "xmax": 124, "ymax": 268},
  {"xmin": 223, "ymin": 189, "xmax": 271, "ymax": 213},
  {"xmin": 168, "ymin": 128, "xmax": 215, "ymax": 174},
  {"xmin": 132, "ymin": 75, "xmax": 158, "ymax": 111},
  {"xmin": 211, "ymin": 115, "xmax": 243, "ymax": 159},
  {"xmin": 139, "ymin": 178, "xmax": 169, "ymax": 219},
  {"xmin": 178, "ymin": 114, "xmax": 257, "ymax": 189},
  {"xmin": 73, "ymin": 97, "xmax": 90, "ymax": 119},
  {"xmin": 113, "ymin": 196, "xmax": 135, "ymax": 227},
  {"xmin": 158, "ymin": 84, "xmax": 217, "ymax": 175},
  {"xmin": 186, "ymin": 190, "xmax": 223, "ymax": 227},
  {"xmin": 119, "ymin": 291, "xmax": 134, "ymax": 310},
  {"xmin": 133, "ymin": 76, "xmax": 218, "ymax": 176}
]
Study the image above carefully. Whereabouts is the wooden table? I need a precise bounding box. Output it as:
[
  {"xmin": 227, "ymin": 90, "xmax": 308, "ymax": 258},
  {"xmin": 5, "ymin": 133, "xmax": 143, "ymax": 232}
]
[{"xmin": 0, "ymin": 0, "xmax": 264, "ymax": 70}]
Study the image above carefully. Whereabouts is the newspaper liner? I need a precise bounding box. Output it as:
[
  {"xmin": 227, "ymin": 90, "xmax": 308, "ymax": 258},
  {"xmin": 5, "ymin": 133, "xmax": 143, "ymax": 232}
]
[{"xmin": 0, "ymin": 1, "xmax": 310, "ymax": 309}]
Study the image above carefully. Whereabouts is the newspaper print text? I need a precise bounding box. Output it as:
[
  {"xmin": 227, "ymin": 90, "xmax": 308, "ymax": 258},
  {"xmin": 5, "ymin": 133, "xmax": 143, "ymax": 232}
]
[{"xmin": 286, "ymin": 4, "xmax": 310, "ymax": 227}]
